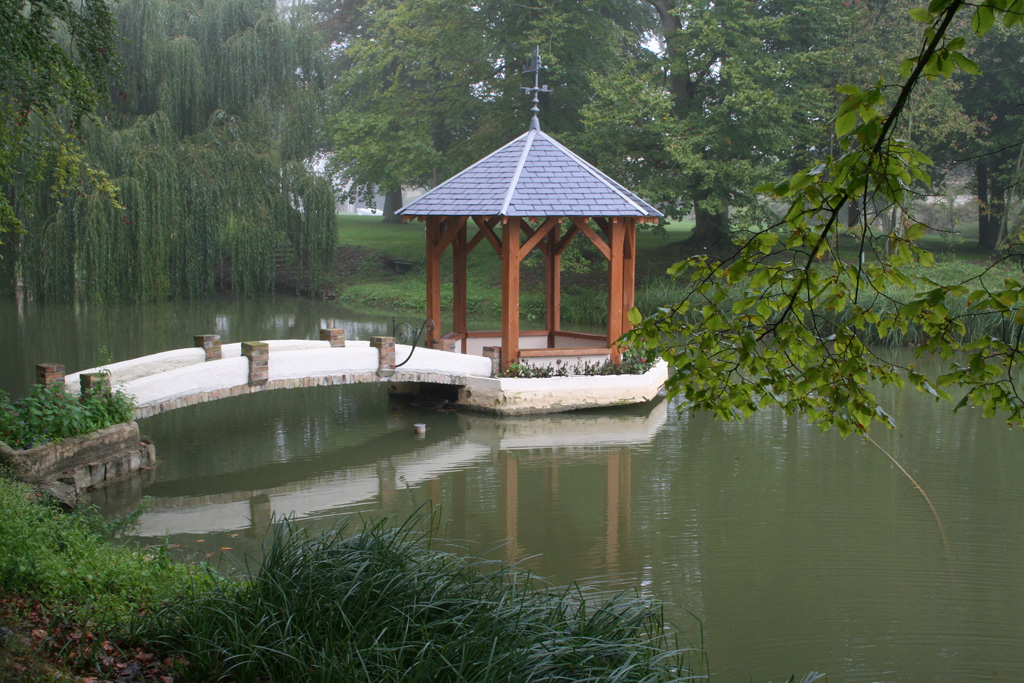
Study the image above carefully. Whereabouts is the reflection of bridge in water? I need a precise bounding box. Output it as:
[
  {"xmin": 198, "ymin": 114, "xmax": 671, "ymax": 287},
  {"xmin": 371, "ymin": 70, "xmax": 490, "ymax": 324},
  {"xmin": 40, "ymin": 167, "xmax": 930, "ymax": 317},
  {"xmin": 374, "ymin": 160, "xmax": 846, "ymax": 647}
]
[{"xmin": 130, "ymin": 401, "xmax": 668, "ymax": 565}]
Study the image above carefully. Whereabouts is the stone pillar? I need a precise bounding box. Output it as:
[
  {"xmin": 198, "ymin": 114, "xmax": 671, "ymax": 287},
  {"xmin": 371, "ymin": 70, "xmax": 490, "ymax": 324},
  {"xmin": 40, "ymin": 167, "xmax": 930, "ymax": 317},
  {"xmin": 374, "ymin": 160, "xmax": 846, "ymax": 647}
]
[
  {"xmin": 36, "ymin": 363, "xmax": 65, "ymax": 387},
  {"xmin": 432, "ymin": 337, "xmax": 457, "ymax": 353},
  {"xmin": 370, "ymin": 336, "xmax": 396, "ymax": 378},
  {"xmin": 482, "ymin": 346, "xmax": 501, "ymax": 377},
  {"xmin": 319, "ymin": 328, "xmax": 346, "ymax": 347},
  {"xmin": 242, "ymin": 341, "xmax": 269, "ymax": 386},
  {"xmin": 193, "ymin": 334, "xmax": 222, "ymax": 361},
  {"xmin": 80, "ymin": 372, "xmax": 110, "ymax": 394}
]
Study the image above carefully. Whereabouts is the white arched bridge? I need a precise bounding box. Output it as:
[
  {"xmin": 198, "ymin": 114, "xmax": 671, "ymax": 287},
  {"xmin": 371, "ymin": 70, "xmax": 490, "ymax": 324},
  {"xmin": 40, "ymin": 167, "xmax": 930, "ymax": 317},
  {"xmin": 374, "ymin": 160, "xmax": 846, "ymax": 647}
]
[{"xmin": 59, "ymin": 333, "xmax": 667, "ymax": 417}]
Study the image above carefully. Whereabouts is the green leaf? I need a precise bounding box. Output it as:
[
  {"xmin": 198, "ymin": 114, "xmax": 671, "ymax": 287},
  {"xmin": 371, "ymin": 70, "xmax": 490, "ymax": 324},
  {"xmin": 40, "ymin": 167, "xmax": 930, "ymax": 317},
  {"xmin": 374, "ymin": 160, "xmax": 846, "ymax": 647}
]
[
  {"xmin": 835, "ymin": 110, "xmax": 857, "ymax": 137},
  {"xmin": 972, "ymin": 5, "xmax": 995, "ymax": 34},
  {"xmin": 908, "ymin": 7, "xmax": 932, "ymax": 22},
  {"xmin": 627, "ymin": 307, "xmax": 642, "ymax": 326}
]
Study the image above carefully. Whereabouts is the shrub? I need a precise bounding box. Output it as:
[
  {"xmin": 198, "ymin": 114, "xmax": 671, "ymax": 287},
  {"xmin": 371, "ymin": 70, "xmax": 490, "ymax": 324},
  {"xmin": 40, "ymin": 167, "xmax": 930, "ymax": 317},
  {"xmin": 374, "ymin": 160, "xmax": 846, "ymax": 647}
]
[
  {"xmin": 0, "ymin": 477, "xmax": 207, "ymax": 626},
  {"xmin": 499, "ymin": 349, "xmax": 656, "ymax": 378},
  {"xmin": 0, "ymin": 383, "xmax": 135, "ymax": 450}
]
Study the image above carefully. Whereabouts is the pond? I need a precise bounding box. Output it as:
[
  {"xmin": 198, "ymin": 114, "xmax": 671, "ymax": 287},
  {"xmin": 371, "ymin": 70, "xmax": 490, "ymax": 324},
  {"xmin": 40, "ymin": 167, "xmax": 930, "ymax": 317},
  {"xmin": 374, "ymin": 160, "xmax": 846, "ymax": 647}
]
[{"xmin": 3, "ymin": 295, "xmax": 1023, "ymax": 682}]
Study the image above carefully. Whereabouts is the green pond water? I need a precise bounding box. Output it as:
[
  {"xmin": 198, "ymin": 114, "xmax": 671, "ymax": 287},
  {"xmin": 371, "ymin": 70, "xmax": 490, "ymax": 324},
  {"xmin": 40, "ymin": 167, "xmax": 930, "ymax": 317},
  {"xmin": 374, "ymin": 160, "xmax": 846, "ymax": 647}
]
[{"xmin": 3, "ymin": 295, "xmax": 1024, "ymax": 682}]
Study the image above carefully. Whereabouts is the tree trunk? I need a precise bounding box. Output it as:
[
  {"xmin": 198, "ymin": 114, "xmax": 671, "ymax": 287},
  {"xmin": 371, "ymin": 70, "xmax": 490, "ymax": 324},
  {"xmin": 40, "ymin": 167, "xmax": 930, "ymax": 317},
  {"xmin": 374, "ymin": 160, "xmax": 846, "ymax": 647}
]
[
  {"xmin": 647, "ymin": 0, "xmax": 730, "ymax": 245},
  {"xmin": 977, "ymin": 161, "xmax": 999, "ymax": 251},
  {"xmin": 691, "ymin": 199, "xmax": 730, "ymax": 246},
  {"xmin": 382, "ymin": 188, "xmax": 403, "ymax": 224}
]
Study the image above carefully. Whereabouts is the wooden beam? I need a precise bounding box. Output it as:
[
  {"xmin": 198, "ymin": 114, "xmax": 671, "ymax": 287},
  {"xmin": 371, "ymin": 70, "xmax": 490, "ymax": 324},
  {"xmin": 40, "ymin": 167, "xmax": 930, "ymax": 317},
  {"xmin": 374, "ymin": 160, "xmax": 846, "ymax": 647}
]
[
  {"xmin": 425, "ymin": 217, "xmax": 442, "ymax": 345},
  {"xmin": 520, "ymin": 347, "xmax": 611, "ymax": 358},
  {"xmin": 607, "ymin": 217, "xmax": 625, "ymax": 364},
  {"xmin": 570, "ymin": 217, "xmax": 611, "ymax": 261},
  {"xmin": 519, "ymin": 219, "xmax": 536, "ymax": 242},
  {"xmin": 594, "ymin": 217, "xmax": 612, "ymax": 240},
  {"xmin": 621, "ymin": 218, "xmax": 637, "ymax": 337},
  {"xmin": 546, "ymin": 222, "xmax": 560, "ymax": 346},
  {"xmin": 453, "ymin": 219, "xmax": 468, "ymax": 346},
  {"xmin": 472, "ymin": 216, "xmax": 502, "ymax": 256},
  {"xmin": 519, "ymin": 217, "xmax": 559, "ymax": 260},
  {"xmin": 555, "ymin": 223, "xmax": 580, "ymax": 255},
  {"xmin": 436, "ymin": 216, "xmax": 468, "ymax": 255},
  {"xmin": 500, "ymin": 217, "xmax": 521, "ymax": 370}
]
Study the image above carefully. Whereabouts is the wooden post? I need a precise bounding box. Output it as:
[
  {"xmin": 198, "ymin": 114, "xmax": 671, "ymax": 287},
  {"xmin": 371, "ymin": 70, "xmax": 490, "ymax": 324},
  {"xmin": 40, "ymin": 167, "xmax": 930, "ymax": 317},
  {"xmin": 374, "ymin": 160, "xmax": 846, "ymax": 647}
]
[
  {"xmin": 453, "ymin": 218, "xmax": 468, "ymax": 351},
  {"xmin": 607, "ymin": 217, "xmax": 625, "ymax": 364},
  {"xmin": 621, "ymin": 218, "xmax": 637, "ymax": 336},
  {"xmin": 425, "ymin": 217, "xmax": 442, "ymax": 346},
  {"xmin": 500, "ymin": 218, "xmax": 521, "ymax": 370},
  {"xmin": 545, "ymin": 221, "xmax": 561, "ymax": 348}
]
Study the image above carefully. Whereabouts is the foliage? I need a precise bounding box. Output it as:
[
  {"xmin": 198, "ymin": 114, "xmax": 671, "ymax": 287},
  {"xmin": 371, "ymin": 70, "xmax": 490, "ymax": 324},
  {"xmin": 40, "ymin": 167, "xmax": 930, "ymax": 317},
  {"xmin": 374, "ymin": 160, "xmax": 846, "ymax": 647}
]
[
  {"xmin": 630, "ymin": 0, "xmax": 1024, "ymax": 435},
  {"xmin": 2, "ymin": 0, "xmax": 336, "ymax": 302},
  {"xmin": 0, "ymin": 383, "xmax": 135, "ymax": 450},
  {"xmin": 0, "ymin": 0, "xmax": 119, "ymax": 235},
  {"xmin": 143, "ymin": 514, "xmax": 697, "ymax": 682},
  {"xmin": 500, "ymin": 349, "xmax": 656, "ymax": 378},
  {"xmin": 0, "ymin": 476, "xmax": 207, "ymax": 626},
  {"xmin": 323, "ymin": 0, "xmax": 655, "ymax": 213}
]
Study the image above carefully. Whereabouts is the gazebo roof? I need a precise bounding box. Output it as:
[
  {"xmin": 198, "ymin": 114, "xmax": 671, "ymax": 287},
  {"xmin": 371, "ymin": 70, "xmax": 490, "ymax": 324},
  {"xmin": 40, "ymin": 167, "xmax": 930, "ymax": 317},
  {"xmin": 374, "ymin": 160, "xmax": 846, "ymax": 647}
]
[{"xmin": 397, "ymin": 128, "xmax": 663, "ymax": 220}]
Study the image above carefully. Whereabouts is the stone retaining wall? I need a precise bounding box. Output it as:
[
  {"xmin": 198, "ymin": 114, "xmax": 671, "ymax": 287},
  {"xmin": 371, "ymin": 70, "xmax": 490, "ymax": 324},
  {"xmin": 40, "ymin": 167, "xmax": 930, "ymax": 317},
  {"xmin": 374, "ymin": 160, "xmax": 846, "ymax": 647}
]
[{"xmin": 0, "ymin": 422, "xmax": 155, "ymax": 496}]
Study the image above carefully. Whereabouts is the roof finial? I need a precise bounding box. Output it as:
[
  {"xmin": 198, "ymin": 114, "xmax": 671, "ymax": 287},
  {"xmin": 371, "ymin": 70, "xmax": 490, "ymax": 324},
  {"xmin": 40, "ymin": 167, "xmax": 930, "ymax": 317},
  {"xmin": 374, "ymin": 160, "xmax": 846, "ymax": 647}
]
[{"xmin": 521, "ymin": 46, "xmax": 552, "ymax": 131}]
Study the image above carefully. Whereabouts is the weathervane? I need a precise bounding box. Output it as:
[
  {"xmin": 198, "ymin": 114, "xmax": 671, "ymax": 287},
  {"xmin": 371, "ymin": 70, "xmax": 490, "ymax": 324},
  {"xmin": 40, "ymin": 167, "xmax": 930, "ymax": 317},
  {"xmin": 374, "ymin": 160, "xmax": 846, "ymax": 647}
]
[{"xmin": 521, "ymin": 46, "xmax": 552, "ymax": 131}]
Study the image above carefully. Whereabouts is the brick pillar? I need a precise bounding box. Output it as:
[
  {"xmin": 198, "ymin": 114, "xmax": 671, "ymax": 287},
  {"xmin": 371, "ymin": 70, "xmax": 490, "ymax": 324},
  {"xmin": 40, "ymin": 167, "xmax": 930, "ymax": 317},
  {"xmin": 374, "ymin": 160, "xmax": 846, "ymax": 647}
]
[
  {"xmin": 194, "ymin": 334, "xmax": 222, "ymax": 361},
  {"xmin": 319, "ymin": 328, "xmax": 346, "ymax": 347},
  {"xmin": 371, "ymin": 336, "xmax": 396, "ymax": 378},
  {"xmin": 80, "ymin": 372, "xmax": 110, "ymax": 394},
  {"xmin": 432, "ymin": 337, "xmax": 457, "ymax": 353},
  {"xmin": 36, "ymin": 363, "xmax": 65, "ymax": 387},
  {"xmin": 482, "ymin": 346, "xmax": 501, "ymax": 377},
  {"xmin": 242, "ymin": 341, "xmax": 269, "ymax": 386}
]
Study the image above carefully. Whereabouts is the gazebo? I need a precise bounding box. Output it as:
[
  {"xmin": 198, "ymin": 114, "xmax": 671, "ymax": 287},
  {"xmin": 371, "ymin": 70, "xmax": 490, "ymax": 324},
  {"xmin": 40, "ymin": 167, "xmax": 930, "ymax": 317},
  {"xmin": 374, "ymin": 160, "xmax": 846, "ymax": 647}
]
[{"xmin": 397, "ymin": 68, "xmax": 662, "ymax": 371}]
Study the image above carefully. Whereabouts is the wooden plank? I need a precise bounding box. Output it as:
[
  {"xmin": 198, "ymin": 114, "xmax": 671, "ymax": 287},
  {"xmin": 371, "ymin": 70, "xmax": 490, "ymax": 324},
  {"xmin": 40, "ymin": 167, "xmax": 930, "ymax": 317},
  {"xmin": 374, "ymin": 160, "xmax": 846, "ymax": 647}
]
[
  {"xmin": 453, "ymin": 219, "xmax": 468, "ymax": 343},
  {"xmin": 553, "ymin": 330, "xmax": 607, "ymax": 341},
  {"xmin": 425, "ymin": 217, "xmax": 442, "ymax": 346},
  {"xmin": 570, "ymin": 216, "xmax": 611, "ymax": 261},
  {"xmin": 501, "ymin": 218, "xmax": 521, "ymax": 370},
  {"xmin": 520, "ymin": 216, "xmax": 558, "ymax": 260},
  {"xmin": 519, "ymin": 347, "xmax": 611, "ymax": 358},
  {"xmin": 466, "ymin": 329, "xmax": 547, "ymax": 338},
  {"xmin": 622, "ymin": 218, "xmax": 637, "ymax": 335},
  {"xmin": 546, "ymin": 222, "xmax": 560, "ymax": 345},
  {"xmin": 607, "ymin": 217, "xmax": 624, "ymax": 364},
  {"xmin": 473, "ymin": 216, "xmax": 502, "ymax": 256}
]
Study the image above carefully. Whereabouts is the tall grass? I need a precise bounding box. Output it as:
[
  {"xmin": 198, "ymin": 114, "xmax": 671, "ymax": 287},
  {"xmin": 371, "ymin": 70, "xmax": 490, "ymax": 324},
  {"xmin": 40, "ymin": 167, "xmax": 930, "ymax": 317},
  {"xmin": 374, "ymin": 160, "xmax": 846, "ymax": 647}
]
[{"xmin": 143, "ymin": 514, "xmax": 702, "ymax": 682}]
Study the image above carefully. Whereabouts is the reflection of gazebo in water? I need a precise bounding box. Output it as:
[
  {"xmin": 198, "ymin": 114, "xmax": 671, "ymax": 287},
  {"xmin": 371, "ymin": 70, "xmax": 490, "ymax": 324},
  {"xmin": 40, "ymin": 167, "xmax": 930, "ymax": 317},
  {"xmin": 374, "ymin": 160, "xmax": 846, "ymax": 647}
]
[{"xmin": 397, "ymin": 55, "xmax": 663, "ymax": 371}]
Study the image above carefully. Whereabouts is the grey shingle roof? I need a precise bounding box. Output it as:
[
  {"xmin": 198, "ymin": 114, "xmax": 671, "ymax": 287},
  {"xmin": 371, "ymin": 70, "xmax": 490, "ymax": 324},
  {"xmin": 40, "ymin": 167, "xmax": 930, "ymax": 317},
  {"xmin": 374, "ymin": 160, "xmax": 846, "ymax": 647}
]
[{"xmin": 397, "ymin": 129, "xmax": 663, "ymax": 219}]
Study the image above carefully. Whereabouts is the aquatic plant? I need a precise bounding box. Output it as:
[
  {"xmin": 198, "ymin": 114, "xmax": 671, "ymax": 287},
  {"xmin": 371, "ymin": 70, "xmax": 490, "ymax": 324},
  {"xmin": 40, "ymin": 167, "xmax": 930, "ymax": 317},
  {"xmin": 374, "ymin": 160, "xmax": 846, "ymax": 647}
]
[{"xmin": 143, "ymin": 515, "xmax": 700, "ymax": 682}]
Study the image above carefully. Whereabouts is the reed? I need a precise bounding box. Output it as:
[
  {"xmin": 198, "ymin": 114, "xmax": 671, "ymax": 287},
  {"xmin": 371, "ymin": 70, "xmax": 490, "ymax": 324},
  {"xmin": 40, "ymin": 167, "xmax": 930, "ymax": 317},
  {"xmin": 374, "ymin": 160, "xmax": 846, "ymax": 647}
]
[{"xmin": 142, "ymin": 513, "xmax": 702, "ymax": 682}]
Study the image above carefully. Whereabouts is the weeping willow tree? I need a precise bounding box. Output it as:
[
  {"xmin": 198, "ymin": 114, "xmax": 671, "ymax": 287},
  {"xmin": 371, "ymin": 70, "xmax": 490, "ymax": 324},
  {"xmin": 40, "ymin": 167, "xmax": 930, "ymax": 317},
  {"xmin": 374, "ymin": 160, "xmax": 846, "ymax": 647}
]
[{"xmin": 3, "ymin": 0, "xmax": 335, "ymax": 302}]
